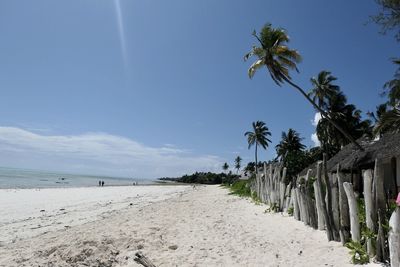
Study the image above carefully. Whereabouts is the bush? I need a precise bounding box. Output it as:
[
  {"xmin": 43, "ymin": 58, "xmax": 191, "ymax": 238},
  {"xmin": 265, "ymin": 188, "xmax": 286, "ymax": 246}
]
[
  {"xmin": 345, "ymin": 241, "xmax": 369, "ymax": 264},
  {"xmin": 228, "ymin": 180, "xmax": 252, "ymax": 197}
]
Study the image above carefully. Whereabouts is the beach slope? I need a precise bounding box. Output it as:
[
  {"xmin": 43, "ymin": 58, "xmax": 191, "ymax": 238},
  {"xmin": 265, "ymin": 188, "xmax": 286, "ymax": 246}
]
[{"xmin": 0, "ymin": 185, "xmax": 379, "ymax": 267}]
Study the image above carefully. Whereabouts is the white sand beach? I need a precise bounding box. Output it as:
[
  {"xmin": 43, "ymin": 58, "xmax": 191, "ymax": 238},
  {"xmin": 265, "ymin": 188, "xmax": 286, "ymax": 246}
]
[{"xmin": 0, "ymin": 185, "xmax": 380, "ymax": 267}]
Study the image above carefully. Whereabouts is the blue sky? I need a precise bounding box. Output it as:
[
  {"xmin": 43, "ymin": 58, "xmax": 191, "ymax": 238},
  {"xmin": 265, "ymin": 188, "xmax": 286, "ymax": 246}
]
[{"xmin": 0, "ymin": 0, "xmax": 398, "ymax": 178}]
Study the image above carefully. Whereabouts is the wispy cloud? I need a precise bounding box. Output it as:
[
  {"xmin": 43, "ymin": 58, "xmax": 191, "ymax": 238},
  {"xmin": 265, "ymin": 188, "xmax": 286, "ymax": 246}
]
[
  {"xmin": 310, "ymin": 112, "xmax": 321, "ymax": 147},
  {"xmin": 311, "ymin": 112, "xmax": 322, "ymax": 126},
  {"xmin": 311, "ymin": 133, "xmax": 321, "ymax": 147},
  {"xmin": 0, "ymin": 127, "xmax": 223, "ymax": 178}
]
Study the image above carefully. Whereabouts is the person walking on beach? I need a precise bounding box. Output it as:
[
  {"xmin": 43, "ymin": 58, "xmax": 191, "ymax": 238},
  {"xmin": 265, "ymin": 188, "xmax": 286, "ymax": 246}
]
[
  {"xmin": 101, "ymin": 181, "xmax": 104, "ymax": 187},
  {"xmin": 98, "ymin": 180, "xmax": 101, "ymax": 187}
]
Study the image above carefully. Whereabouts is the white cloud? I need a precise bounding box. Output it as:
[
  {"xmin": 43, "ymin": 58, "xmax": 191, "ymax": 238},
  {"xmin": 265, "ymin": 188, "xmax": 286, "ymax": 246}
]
[
  {"xmin": 311, "ymin": 112, "xmax": 322, "ymax": 126},
  {"xmin": 0, "ymin": 127, "xmax": 224, "ymax": 178},
  {"xmin": 311, "ymin": 133, "xmax": 321, "ymax": 147},
  {"xmin": 310, "ymin": 112, "xmax": 321, "ymax": 147}
]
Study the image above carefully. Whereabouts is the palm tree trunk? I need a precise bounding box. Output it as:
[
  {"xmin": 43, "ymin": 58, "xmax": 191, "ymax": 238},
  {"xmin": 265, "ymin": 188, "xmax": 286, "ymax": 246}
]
[
  {"xmin": 255, "ymin": 143, "xmax": 258, "ymax": 175},
  {"xmin": 282, "ymin": 76, "xmax": 364, "ymax": 151}
]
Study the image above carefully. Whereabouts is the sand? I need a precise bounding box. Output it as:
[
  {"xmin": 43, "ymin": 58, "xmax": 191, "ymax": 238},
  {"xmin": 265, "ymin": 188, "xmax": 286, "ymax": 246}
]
[{"xmin": 0, "ymin": 185, "xmax": 380, "ymax": 267}]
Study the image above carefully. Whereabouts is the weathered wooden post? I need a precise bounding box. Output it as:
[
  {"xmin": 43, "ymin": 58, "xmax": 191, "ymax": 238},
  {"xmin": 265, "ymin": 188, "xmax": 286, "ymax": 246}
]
[
  {"xmin": 323, "ymin": 154, "xmax": 340, "ymax": 241},
  {"xmin": 284, "ymin": 182, "xmax": 292, "ymax": 212},
  {"xmin": 331, "ymin": 172, "xmax": 340, "ymax": 238},
  {"xmin": 337, "ymin": 168, "xmax": 351, "ymax": 244},
  {"xmin": 374, "ymin": 159, "xmax": 387, "ymax": 262},
  {"xmin": 376, "ymin": 214, "xmax": 388, "ymax": 262},
  {"xmin": 263, "ymin": 162, "xmax": 268, "ymax": 203},
  {"xmin": 313, "ymin": 180, "xmax": 326, "ymax": 230},
  {"xmin": 363, "ymin": 169, "xmax": 375, "ymax": 257},
  {"xmin": 306, "ymin": 192, "xmax": 318, "ymax": 229},
  {"xmin": 343, "ymin": 182, "xmax": 360, "ymax": 242},
  {"xmin": 389, "ymin": 207, "xmax": 400, "ymax": 267},
  {"xmin": 316, "ymin": 161, "xmax": 334, "ymax": 241},
  {"xmin": 279, "ymin": 167, "xmax": 287, "ymax": 211},
  {"xmin": 292, "ymin": 188, "xmax": 300, "ymax": 220}
]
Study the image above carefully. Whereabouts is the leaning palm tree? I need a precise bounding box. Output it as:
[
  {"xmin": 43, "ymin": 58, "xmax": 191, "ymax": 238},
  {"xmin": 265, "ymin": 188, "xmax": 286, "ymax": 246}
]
[
  {"xmin": 244, "ymin": 121, "xmax": 272, "ymax": 175},
  {"xmin": 244, "ymin": 23, "xmax": 362, "ymax": 150},
  {"xmin": 234, "ymin": 156, "xmax": 242, "ymax": 174}
]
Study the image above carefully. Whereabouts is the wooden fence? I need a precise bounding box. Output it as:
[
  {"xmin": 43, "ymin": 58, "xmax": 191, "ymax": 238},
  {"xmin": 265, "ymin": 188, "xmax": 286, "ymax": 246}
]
[{"xmin": 250, "ymin": 156, "xmax": 400, "ymax": 266}]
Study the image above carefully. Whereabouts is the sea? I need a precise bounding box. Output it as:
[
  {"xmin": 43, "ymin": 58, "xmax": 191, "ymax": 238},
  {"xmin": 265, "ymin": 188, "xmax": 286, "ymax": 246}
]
[{"xmin": 0, "ymin": 167, "xmax": 154, "ymax": 189}]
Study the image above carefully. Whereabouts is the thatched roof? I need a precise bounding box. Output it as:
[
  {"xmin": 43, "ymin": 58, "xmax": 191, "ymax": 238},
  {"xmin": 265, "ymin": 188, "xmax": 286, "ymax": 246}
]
[{"xmin": 299, "ymin": 132, "xmax": 400, "ymax": 176}]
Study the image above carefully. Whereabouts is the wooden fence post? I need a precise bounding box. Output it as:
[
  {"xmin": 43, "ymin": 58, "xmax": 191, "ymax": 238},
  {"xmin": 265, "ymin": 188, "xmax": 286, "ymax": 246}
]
[
  {"xmin": 343, "ymin": 182, "xmax": 360, "ymax": 242},
  {"xmin": 293, "ymin": 188, "xmax": 300, "ymax": 220},
  {"xmin": 363, "ymin": 169, "xmax": 375, "ymax": 257},
  {"xmin": 337, "ymin": 169, "xmax": 351, "ymax": 245},
  {"xmin": 331, "ymin": 172, "xmax": 340, "ymax": 238},
  {"xmin": 284, "ymin": 182, "xmax": 292, "ymax": 212},
  {"xmin": 323, "ymin": 154, "xmax": 340, "ymax": 241},
  {"xmin": 279, "ymin": 167, "xmax": 287, "ymax": 211},
  {"xmin": 374, "ymin": 159, "xmax": 387, "ymax": 262},
  {"xmin": 313, "ymin": 180, "xmax": 326, "ymax": 230},
  {"xmin": 389, "ymin": 207, "xmax": 400, "ymax": 267},
  {"xmin": 263, "ymin": 162, "xmax": 268, "ymax": 203},
  {"xmin": 316, "ymin": 161, "xmax": 334, "ymax": 241}
]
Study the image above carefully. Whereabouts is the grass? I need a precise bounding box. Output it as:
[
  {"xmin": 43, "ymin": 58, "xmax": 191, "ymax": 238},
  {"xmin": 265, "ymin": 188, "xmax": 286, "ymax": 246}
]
[{"xmin": 223, "ymin": 179, "xmax": 261, "ymax": 203}]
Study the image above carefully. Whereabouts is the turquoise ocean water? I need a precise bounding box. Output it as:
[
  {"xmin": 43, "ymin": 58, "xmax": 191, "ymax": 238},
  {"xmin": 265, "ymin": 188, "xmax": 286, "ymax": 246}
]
[{"xmin": 0, "ymin": 167, "xmax": 153, "ymax": 189}]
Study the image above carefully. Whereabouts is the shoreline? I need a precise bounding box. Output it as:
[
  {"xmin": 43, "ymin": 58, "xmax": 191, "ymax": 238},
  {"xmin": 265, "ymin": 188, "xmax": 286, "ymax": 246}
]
[
  {"xmin": 0, "ymin": 182, "xmax": 184, "ymax": 191},
  {"xmin": 0, "ymin": 185, "xmax": 190, "ymax": 245}
]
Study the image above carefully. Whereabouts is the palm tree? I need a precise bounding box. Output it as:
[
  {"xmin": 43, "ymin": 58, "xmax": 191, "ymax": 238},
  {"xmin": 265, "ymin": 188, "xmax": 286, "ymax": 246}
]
[
  {"xmin": 309, "ymin": 71, "xmax": 341, "ymax": 111},
  {"xmin": 222, "ymin": 162, "xmax": 229, "ymax": 172},
  {"xmin": 234, "ymin": 156, "xmax": 242, "ymax": 174},
  {"xmin": 244, "ymin": 121, "xmax": 272, "ymax": 175},
  {"xmin": 244, "ymin": 23, "xmax": 362, "ymax": 150},
  {"xmin": 373, "ymin": 107, "xmax": 400, "ymax": 136},
  {"xmin": 244, "ymin": 162, "xmax": 256, "ymax": 175},
  {"xmin": 314, "ymin": 90, "xmax": 371, "ymax": 157},
  {"xmin": 275, "ymin": 128, "xmax": 305, "ymax": 162}
]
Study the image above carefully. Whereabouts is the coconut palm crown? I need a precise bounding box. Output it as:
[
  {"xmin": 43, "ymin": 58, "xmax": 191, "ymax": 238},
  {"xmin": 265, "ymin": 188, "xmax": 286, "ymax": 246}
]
[
  {"xmin": 234, "ymin": 156, "xmax": 242, "ymax": 174},
  {"xmin": 244, "ymin": 23, "xmax": 363, "ymax": 151},
  {"xmin": 244, "ymin": 121, "xmax": 272, "ymax": 174},
  {"xmin": 244, "ymin": 23, "xmax": 301, "ymax": 85},
  {"xmin": 275, "ymin": 128, "xmax": 305, "ymax": 161},
  {"xmin": 309, "ymin": 71, "xmax": 341, "ymax": 111}
]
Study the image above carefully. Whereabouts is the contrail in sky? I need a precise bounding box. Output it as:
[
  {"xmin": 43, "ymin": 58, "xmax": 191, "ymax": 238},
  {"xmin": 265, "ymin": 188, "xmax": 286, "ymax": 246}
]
[{"xmin": 114, "ymin": 0, "xmax": 128, "ymax": 70}]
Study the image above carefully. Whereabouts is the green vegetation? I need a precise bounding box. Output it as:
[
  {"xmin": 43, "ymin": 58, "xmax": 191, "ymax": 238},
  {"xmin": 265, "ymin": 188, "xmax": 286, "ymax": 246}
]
[
  {"xmin": 372, "ymin": 0, "xmax": 400, "ymax": 41},
  {"xmin": 345, "ymin": 241, "xmax": 370, "ymax": 264},
  {"xmin": 265, "ymin": 202, "xmax": 279, "ymax": 213},
  {"xmin": 158, "ymin": 172, "xmax": 238, "ymax": 185},
  {"xmin": 226, "ymin": 180, "xmax": 251, "ymax": 197},
  {"xmin": 275, "ymin": 128, "xmax": 314, "ymax": 182},
  {"xmin": 225, "ymin": 179, "xmax": 261, "ymax": 204},
  {"xmin": 371, "ymin": 0, "xmax": 400, "ymax": 136},
  {"xmin": 287, "ymin": 207, "xmax": 294, "ymax": 216}
]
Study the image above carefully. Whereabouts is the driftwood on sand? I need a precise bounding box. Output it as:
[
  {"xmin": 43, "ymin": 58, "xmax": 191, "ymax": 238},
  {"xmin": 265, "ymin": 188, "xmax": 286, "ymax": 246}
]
[{"xmin": 134, "ymin": 252, "xmax": 157, "ymax": 267}]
